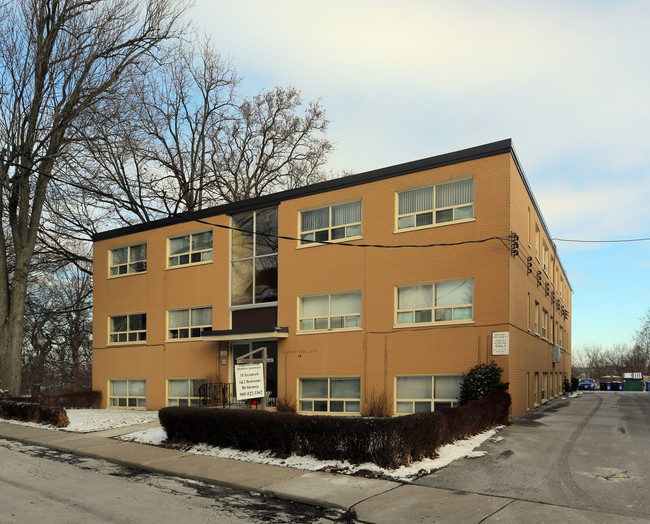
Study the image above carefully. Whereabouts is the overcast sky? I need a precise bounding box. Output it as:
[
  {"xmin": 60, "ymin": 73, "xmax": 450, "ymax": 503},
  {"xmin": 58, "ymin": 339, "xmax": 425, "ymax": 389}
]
[{"xmin": 192, "ymin": 1, "xmax": 650, "ymax": 352}]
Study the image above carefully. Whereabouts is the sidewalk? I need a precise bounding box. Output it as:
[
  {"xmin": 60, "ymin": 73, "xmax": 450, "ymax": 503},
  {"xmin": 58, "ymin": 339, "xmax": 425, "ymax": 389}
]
[{"xmin": 0, "ymin": 419, "xmax": 646, "ymax": 523}]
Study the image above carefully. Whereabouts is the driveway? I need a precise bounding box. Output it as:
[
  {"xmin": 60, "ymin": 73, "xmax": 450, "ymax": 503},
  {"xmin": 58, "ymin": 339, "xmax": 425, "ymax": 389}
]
[{"xmin": 415, "ymin": 392, "xmax": 650, "ymax": 519}]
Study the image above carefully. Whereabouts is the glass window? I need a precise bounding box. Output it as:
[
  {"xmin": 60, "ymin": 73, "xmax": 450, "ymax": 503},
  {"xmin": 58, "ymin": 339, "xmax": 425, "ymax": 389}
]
[
  {"xmin": 168, "ymin": 231, "xmax": 212, "ymax": 267},
  {"xmin": 299, "ymin": 377, "xmax": 360, "ymax": 413},
  {"xmin": 299, "ymin": 291, "xmax": 362, "ymax": 332},
  {"xmin": 396, "ymin": 375, "xmax": 462, "ymax": 414},
  {"xmin": 397, "ymin": 179, "xmax": 473, "ymax": 230},
  {"xmin": 168, "ymin": 307, "xmax": 211, "ymax": 339},
  {"xmin": 396, "ymin": 280, "xmax": 473, "ymax": 325},
  {"xmin": 300, "ymin": 200, "xmax": 362, "ymax": 245},
  {"xmin": 167, "ymin": 379, "xmax": 201, "ymax": 407},
  {"xmin": 231, "ymin": 209, "xmax": 278, "ymax": 306},
  {"xmin": 109, "ymin": 379, "xmax": 146, "ymax": 409},
  {"xmin": 109, "ymin": 313, "xmax": 146, "ymax": 344},
  {"xmin": 110, "ymin": 243, "xmax": 147, "ymax": 276}
]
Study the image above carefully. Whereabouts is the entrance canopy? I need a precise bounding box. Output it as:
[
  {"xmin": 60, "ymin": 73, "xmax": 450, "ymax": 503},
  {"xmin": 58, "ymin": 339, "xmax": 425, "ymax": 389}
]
[{"xmin": 202, "ymin": 326, "xmax": 288, "ymax": 342}]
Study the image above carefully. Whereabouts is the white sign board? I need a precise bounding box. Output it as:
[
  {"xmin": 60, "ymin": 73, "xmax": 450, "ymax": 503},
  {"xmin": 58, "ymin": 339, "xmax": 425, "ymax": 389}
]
[
  {"xmin": 492, "ymin": 331, "xmax": 510, "ymax": 355},
  {"xmin": 235, "ymin": 362, "xmax": 265, "ymax": 399}
]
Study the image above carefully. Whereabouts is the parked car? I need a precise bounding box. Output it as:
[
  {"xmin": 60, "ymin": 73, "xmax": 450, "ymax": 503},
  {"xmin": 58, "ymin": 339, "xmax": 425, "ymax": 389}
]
[{"xmin": 578, "ymin": 378, "xmax": 596, "ymax": 391}]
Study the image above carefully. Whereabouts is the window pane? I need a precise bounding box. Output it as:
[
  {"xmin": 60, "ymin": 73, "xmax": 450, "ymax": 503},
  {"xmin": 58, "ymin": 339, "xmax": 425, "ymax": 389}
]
[
  {"xmin": 301, "ymin": 295, "xmax": 329, "ymax": 317},
  {"xmin": 330, "ymin": 401, "xmax": 344, "ymax": 412},
  {"xmin": 300, "ymin": 400, "xmax": 313, "ymax": 411},
  {"xmin": 255, "ymin": 256, "xmax": 278, "ymax": 303},
  {"xmin": 398, "ymin": 285, "xmax": 432, "ymax": 309},
  {"xmin": 129, "ymin": 314, "xmax": 146, "ymax": 331},
  {"xmin": 314, "ymin": 318, "xmax": 328, "ymax": 330},
  {"xmin": 169, "ymin": 235, "xmax": 190, "ymax": 255},
  {"xmin": 331, "ymin": 378, "xmax": 360, "ymax": 399},
  {"xmin": 300, "ymin": 378, "xmax": 328, "ymax": 398},
  {"xmin": 111, "ymin": 247, "xmax": 127, "ymax": 265},
  {"xmin": 416, "ymin": 212, "xmax": 433, "ymax": 227},
  {"xmin": 415, "ymin": 310, "xmax": 432, "ymax": 323},
  {"xmin": 396, "ymin": 401, "xmax": 413, "ymax": 414},
  {"xmin": 110, "ymin": 316, "xmax": 127, "ymax": 333},
  {"xmin": 435, "ymin": 308, "xmax": 452, "ymax": 321},
  {"xmin": 330, "ymin": 316, "xmax": 344, "ymax": 329},
  {"xmin": 397, "ymin": 311, "xmax": 413, "ymax": 324},
  {"xmin": 313, "ymin": 400, "xmax": 328, "ymax": 411},
  {"xmin": 255, "ymin": 208, "xmax": 279, "ymax": 255},
  {"xmin": 435, "ymin": 280, "xmax": 473, "ymax": 306},
  {"xmin": 330, "ymin": 292, "xmax": 361, "ymax": 315},
  {"xmin": 398, "ymin": 187, "xmax": 433, "ymax": 214},
  {"xmin": 169, "ymin": 309, "xmax": 189, "ymax": 328},
  {"xmin": 345, "ymin": 315, "xmax": 361, "ymax": 328},
  {"xmin": 396, "ymin": 376, "xmax": 432, "ymax": 399},
  {"xmin": 191, "ymin": 307, "xmax": 211, "ymax": 327},
  {"xmin": 331, "ymin": 201, "xmax": 361, "ymax": 226},
  {"xmin": 169, "ymin": 379, "xmax": 189, "ymax": 397},
  {"xmin": 435, "ymin": 209, "xmax": 453, "ymax": 223},
  {"xmin": 128, "ymin": 380, "xmax": 146, "ymax": 396},
  {"xmin": 130, "ymin": 243, "xmax": 146, "ymax": 262},
  {"xmin": 299, "ymin": 319, "xmax": 313, "ymax": 331},
  {"xmin": 414, "ymin": 401, "xmax": 432, "ymax": 413},
  {"xmin": 232, "ymin": 213, "xmax": 254, "ymax": 260},
  {"xmin": 453, "ymin": 307, "xmax": 472, "ymax": 320},
  {"xmin": 301, "ymin": 207, "xmax": 329, "ymax": 232},
  {"xmin": 455, "ymin": 205, "xmax": 473, "ymax": 220},
  {"xmin": 110, "ymin": 380, "xmax": 127, "ymax": 396},
  {"xmin": 192, "ymin": 231, "xmax": 212, "ymax": 251},
  {"xmin": 436, "ymin": 179, "xmax": 474, "ymax": 208},
  {"xmin": 398, "ymin": 215, "xmax": 415, "ymax": 229},
  {"xmin": 434, "ymin": 376, "xmax": 462, "ymax": 399},
  {"xmin": 345, "ymin": 401, "xmax": 360, "ymax": 412},
  {"xmin": 231, "ymin": 260, "xmax": 254, "ymax": 306},
  {"xmin": 346, "ymin": 224, "xmax": 362, "ymax": 237}
]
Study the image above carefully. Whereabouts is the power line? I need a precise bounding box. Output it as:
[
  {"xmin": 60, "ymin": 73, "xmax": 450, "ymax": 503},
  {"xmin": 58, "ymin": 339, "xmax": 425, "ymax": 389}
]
[{"xmin": 553, "ymin": 237, "xmax": 650, "ymax": 243}]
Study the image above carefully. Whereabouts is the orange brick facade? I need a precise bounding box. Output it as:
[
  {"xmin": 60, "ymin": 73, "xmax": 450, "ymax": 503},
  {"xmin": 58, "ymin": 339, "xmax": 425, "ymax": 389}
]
[{"xmin": 92, "ymin": 140, "xmax": 571, "ymax": 418}]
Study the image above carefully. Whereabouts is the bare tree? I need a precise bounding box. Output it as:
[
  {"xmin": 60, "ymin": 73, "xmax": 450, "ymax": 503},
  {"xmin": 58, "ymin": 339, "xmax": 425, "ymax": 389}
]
[{"xmin": 0, "ymin": 0, "xmax": 186, "ymax": 395}]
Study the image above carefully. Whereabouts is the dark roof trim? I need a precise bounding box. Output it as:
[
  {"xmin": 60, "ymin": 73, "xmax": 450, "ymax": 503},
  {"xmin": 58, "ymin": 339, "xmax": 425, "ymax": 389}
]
[
  {"xmin": 92, "ymin": 139, "xmax": 513, "ymax": 241},
  {"xmin": 202, "ymin": 326, "xmax": 289, "ymax": 337}
]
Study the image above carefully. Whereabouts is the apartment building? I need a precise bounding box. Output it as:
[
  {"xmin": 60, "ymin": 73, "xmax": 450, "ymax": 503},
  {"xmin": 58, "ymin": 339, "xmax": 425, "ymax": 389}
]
[{"xmin": 92, "ymin": 139, "xmax": 572, "ymax": 418}]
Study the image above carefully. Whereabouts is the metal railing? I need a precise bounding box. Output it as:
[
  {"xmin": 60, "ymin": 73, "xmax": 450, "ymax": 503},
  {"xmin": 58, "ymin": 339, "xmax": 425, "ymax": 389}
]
[{"xmin": 197, "ymin": 382, "xmax": 276, "ymax": 409}]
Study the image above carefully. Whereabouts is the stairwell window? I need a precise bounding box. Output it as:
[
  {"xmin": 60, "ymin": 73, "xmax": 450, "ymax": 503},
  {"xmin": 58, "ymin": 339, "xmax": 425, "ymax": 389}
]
[
  {"xmin": 168, "ymin": 307, "xmax": 212, "ymax": 340},
  {"xmin": 168, "ymin": 231, "xmax": 213, "ymax": 267},
  {"xmin": 109, "ymin": 313, "xmax": 146, "ymax": 344},
  {"xmin": 396, "ymin": 280, "xmax": 473, "ymax": 325},
  {"xmin": 397, "ymin": 178, "xmax": 473, "ymax": 230},
  {"xmin": 300, "ymin": 200, "xmax": 362, "ymax": 245},
  {"xmin": 109, "ymin": 243, "xmax": 147, "ymax": 276},
  {"xmin": 299, "ymin": 291, "xmax": 361, "ymax": 332}
]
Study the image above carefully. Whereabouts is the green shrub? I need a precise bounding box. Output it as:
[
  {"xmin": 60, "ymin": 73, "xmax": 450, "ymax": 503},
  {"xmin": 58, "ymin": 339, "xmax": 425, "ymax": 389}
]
[{"xmin": 458, "ymin": 361, "xmax": 509, "ymax": 406}]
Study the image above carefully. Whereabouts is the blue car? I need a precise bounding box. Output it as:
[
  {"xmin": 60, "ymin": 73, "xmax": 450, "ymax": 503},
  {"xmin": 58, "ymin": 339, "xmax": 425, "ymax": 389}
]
[{"xmin": 578, "ymin": 378, "xmax": 596, "ymax": 391}]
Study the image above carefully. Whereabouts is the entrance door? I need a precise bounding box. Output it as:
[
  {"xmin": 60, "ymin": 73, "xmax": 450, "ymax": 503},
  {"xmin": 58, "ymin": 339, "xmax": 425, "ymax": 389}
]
[{"xmin": 231, "ymin": 341, "xmax": 278, "ymax": 399}]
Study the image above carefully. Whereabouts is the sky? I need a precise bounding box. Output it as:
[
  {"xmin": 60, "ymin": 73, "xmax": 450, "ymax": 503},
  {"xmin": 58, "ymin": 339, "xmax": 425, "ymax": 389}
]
[{"xmin": 191, "ymin": 1, "xmax": 650, "ymax": 352}]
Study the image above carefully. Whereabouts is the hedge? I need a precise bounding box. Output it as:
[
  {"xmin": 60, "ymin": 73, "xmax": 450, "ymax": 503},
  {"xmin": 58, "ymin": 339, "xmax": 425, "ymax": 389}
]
[
  {"xmin": 0, "ymin": 400, "xmax": 69, "ymax": 428},
  {"xmin": 4, "ymin": 390, "xmax": 102, "ymax": 409},
  {"xmin": 159, "ymin": 390, "xmax": 511, "ymax": 469}
]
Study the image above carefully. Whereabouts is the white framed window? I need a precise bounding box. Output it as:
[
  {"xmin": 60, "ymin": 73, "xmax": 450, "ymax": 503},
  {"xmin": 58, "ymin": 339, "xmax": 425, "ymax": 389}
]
[
  {"xmin": 109, "ymin": 243, "xmax": 147, "ymax": 276},
  {"xmin": 559, "ymin": 326, "xmax": 563, "ymax": 347},
  {"xmin": 397, "ymin": 178, "xmax": 473, "ymax": 230},
  {"xmin": 109, "ymin": 379, "xmax": 146, "ymax": 409},
  {"xmin": 109, "ymin": 313, "xmax": 146, "ymax": 344},
  {"xmin": 168, "ymin": 231, "xmax": 213, "ymax": 267},
  {"xmin": 396, "ymin": 280, "xmax": 473, "ymax": 325},
  {"xmin": 535, "ymin": 225, "xmax": 540, "ymax": 260},
  {"xmin": 167, "ymin": 379, "xmax": 201, "ymax": 406},
  {"xmin": 298, "ymin": 377, "xmax": 360, "ymax": 413},
  {"xmin": 300, "ymin": 200, "xmax": 362, "ymax": 245},
  {"xmin": 299, "ymin": 291, "xmax": 361, "ymax": 332},
  {"xmin": 541, "ymin": 372, "xmax": 548, "ymax": 400},
  {"xmin": 395, "ymin": 375, "xmax": 462, "ymax": 414},
  {"xmin": 168, "ymin": 307, "xmax": 212, "ymax": 339},
  {"xmin": 542, "ymin": 243, "xmax": 549, "ymax": 274},
  {"xmin": 534, "ymin": 372, "xmax": 539, "ymax": 404},
  {"xmin": 534, "ymin": 301, "xmax": 540, "ymax": 335},
  {"xmin": 542, "ymin": 308, "xmax": 548, "ymax": 339},
  {"xmin": 231, "ymin": 208, "xmax": 278, "ymax": 306}
]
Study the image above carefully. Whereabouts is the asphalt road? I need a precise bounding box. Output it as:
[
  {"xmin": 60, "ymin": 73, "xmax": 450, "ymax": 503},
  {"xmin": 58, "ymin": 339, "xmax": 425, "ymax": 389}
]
[
  {"xmin": 416, "ymin": 391, "xmax": 650, "ymax": 519},
  {"xmin": 0, "ymin": 439, "xmax": 350, "ymax": 524}
]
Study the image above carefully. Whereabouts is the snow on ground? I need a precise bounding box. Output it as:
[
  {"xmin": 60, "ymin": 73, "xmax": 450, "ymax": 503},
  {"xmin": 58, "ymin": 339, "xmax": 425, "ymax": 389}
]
[
  {"xmin": 119, "ymin": 424, "xmax": 504, "ymax": 481},
  {"xmin": 1, "ymin": 408, "xmax": 503, "ymax": 481}
]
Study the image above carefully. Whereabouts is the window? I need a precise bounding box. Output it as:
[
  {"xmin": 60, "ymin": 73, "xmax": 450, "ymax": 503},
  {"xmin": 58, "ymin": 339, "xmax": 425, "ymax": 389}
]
[
  {"xmin": 559, "ymin": 325, "xmax": 563, "ymax": 347},
  {"xmin": 168, "ymin": 231, "xmax": 212, "ymax": 267},
  {"xmin": 109, "ymin": 313, "xmax": 146, "ymax": 344},
  {"xmin": 167, "ymin": 379, "xmax": 201, "ymax": 406},
  {"xmin": 542, "ymin": 243, "xmax": 549, "ymax": 274},
  {"xmin": 541, "ymin": 372, "xmax": 548, "ymax": 400},
  {"xmin": 299, "ymin": 377, "xmax": 360, "ymax": 413},
  {"xmin": 542, "ymin": 308, "xmax": 548, "ymax": 339},
  {"xmin": 534, "ymin": 301, "xmax": 540, "ymax": 334},
  {"xmin": 168, "ymin": 307, "xmax": 212, "ymax": 339},
  {"xmin": 534, "ymin": 225, "xmax": 540, "ymax": 259},
  {"xmin": 396, "ymin": 280, "xmax": 473, "ymax": 325},
  {"xmin": 109, "ymin": 379, "xmax": 146, "ymax": 408},
  {"xmin": 299, "ymin": 291, "xmax": 361, "ymax": 332},
  {"xmin": 534, "ymin": 372, "xmax": 539, "ymax": 404},
  {"xmin": 395, "ymin": 375, "xmax": 462, "ymax": 414},
  {"xmin": 231, "ymin": 208, "xmax": 278, "ymax": 306},
  {"xmin": 110, "ymin": 243, "xmax": 146, "ymax": 276},
  {"xmin": 397, "ymin": 178, "xmax": 473, "ymax": 230},
  {"xmin": 300, "ymin": 200, "xmax": 362, "ymax": 245},
  {"xmin": 527, "ymin": 293, "xmax": 531, "ymax": 331}
]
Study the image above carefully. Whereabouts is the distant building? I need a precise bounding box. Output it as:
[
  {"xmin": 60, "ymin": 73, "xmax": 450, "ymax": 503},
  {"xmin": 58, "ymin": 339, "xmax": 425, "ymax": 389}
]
[{"xmin": 92, "ymin": 139, "xmax": 572, "ymax": 418}]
